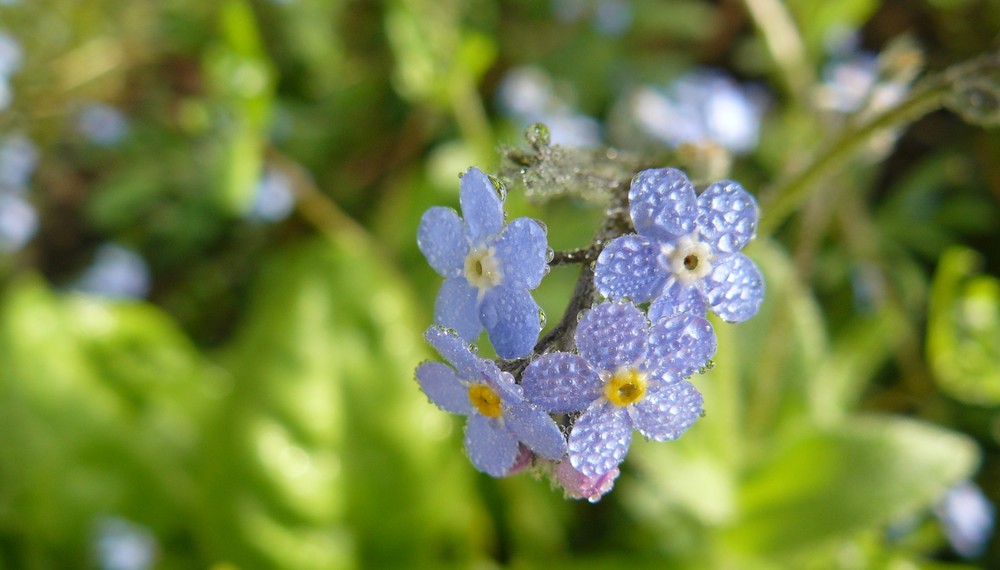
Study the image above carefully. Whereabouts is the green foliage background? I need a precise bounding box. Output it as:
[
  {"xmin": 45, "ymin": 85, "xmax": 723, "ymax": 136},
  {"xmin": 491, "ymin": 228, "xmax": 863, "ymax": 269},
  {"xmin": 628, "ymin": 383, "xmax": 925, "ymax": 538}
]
[{"xmin": 2, "ymin": 0, "xmax": 1000, "ymax": 568}]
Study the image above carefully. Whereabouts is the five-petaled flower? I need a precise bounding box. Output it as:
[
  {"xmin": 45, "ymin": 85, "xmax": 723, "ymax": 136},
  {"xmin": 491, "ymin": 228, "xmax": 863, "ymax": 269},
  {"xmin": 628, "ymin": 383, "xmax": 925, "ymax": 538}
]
[
  {"xmin": 521, "ymin": 302, "xmax": 714, "ymax": 477},
  {"xmin": 418, "ymin": 167, "xmax": 549, "ymax": 359},
  {"xmin": 415, "ymin": 326, "xmax": 567, "ymax": 477},
  {"xmin": 594, "ymin": 167, "xmax": 764, "ymax": 323}
]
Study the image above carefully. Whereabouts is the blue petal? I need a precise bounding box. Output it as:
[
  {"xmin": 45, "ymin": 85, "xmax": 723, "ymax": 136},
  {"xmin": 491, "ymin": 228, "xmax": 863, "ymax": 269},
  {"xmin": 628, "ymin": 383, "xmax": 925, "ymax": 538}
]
[
  {"xmin": 648, "ymin": 280, "xmax": 707, "ymax": 321},
  {"xmin": 424, "ymin": 325, "xmax": 484, "ymax": 381},
  {"xmin": 629, "ymin": 380, "xmax": 702, "ymax": 441},
  {"xmin": 417, "ymin": 206, "xmax": 469, "ymax": 278},
  {"xmin": 704, "ymin": 252, "xmax": 765, "ymax": 323},
  {"xmin": 460, "ymin": 167, "xmax": 505, "ymax": 246},
  {"xmin": 629, "ymin": 168, "xmax": 698, "ymax": 242},
  {"xmin": 434, "ymin": 277, "xmax": 482, "ymax": 341},
  {"xmin": 505, "ymin": 402, "xmax": 567, "ymax": 460},
  {"xmin": 480, "ymin": 285, "xmax": 541, "ymax": 359},
  {"xmin": 644, "ymin": 313, "xmax": 716, "ymax": 380},
  {"xmin": 576, "ymin": 302, "xmax": 649, "ymax": 373},
  {"xmin": 568, "ymin": 400, "xmax": 632, "ymax": 478},
  {"xmin": 415, "ymin": 361, "xmax": 472, "ymax": 415},
  {"xmin": 493, "ymin": 217, "xmax": 548, "ymax": 289},
  {"xmin": 465, "ymin": 414, "xmax": 519, "ymax": 477},
  {"xmin": 594, "ymin": 235, "xmax": 668, "ymax": 303},
  {"xmin": 697, "ymin": 180, "xmax": 758, "ymax": 254},
  {"xmin": 521, "ymin": 353, "xmax": 603, "ymax": 413}
]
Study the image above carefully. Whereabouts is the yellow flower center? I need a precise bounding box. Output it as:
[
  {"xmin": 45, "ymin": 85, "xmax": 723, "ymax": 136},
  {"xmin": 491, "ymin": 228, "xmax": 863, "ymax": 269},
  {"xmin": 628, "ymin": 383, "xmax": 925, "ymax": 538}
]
[
  {"xmin": 464, "ymin": 246, "xmax": 502, "ymax": 292},
  {"xmin": 604, "ymin": 368, "xmax": 648, "ymax": 407},
  {"xmin": 662, "ymin": 233, "xmax": 713, "ymax": 285},
  {"xmin": 468, "ymin": 384, "xmax": 503, "ymax": 417}
]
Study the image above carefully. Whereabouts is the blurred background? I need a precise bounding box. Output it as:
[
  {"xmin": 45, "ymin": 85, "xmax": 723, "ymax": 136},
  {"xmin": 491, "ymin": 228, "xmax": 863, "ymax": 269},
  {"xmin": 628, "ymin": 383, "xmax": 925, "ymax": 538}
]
[{"xmin": 2, "ymin": 0, "xmax": 1000, "ymax": 568}]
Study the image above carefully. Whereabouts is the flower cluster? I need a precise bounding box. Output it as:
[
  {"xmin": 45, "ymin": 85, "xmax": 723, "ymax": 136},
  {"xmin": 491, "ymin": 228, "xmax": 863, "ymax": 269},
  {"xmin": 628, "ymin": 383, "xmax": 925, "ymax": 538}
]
[{"xmin": 414, "ymin": 164, "xmax": 764, "ymax": 501}]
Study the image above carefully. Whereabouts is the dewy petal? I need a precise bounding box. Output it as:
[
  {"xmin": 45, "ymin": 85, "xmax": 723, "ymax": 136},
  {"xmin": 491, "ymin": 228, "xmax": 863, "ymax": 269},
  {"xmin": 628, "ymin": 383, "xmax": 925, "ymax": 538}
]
[
  {"xmin": 630, "ymin": 380, "xmax": 703, "ymax": 441},
  {"xmin": 594, "ymin": 235, "xmax": 668, "ymax": 303},
  {"xmin": 415, "ymin": 361, "xmax": 473, "ymax": 415},
  {"xmin": 569, "ymin": 400, "xmax": 633, "ymax": 478},
  {"xmin": 434, "ymin": 277, "xmax": 482, "ymax": 342},
  {"xmin": 521, "ymin": 353, "xmax": 603, "ymax": 413},
  {"xmin": 417, "ymin": 206, "xmax": 469, "ymax": 278},
  {"xmin": 465, "ymin": 413, "xmax": 519, "ymax": 477},
  {"xmin": 629, "ymin": 168, "xmax": 698, "ymax": 242},
  {"xmin": 480, "ymin": 285, "xmax": 541, "ymax": 359},
  {"xmin": 493, "ymin": 217, "xmax": 548, "ymax": 289},
  {"xmin": 648, "ymin": 280, "xmax": 707, "ymax": 322},
  {"xmin": 704, "ymin": 252, "xmax": 765, "ymax": 323},
  {"xmin": 576, "ymin": 302, "xmax": 649, "ymax": 373},
  {"xmin": 696, "ymin": 180, "xmax": 758, "ymax": 254},
  {"xmin": 644, "ymin": 313, "xmax": 716, "ymax": 380},
  {"xmin": 460, "ymin": 167, "xmax": 505, "ymax": 245},
  {"xmin": 424, "ymin": 325, "xmax": 484, "ymax": 381},
  {"xmin": 505, "ymin": 402, "xmax": 567, "ymax": 460}
]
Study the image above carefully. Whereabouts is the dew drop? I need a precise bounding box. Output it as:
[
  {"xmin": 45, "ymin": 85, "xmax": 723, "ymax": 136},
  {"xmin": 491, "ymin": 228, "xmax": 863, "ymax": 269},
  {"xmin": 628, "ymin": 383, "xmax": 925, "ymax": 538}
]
[
  {"xmin": 577, "ymin": 308, "xmax": 590, "ymax": 322},
  {"xmin": 545, "ymin": 247, "xmax": 555, "ymax": 263},
  {"xmin": 469, "ymin": 343, "xmax": 478, "ymax": 353},
  {"xmin": 487, "ymin": 174, "xmax": 508, "ymax": 201},
  {"xmin": 543, "ymin": 265, "xmax": 551, "ymax": 276},
  {"xmin": 535, "ymin": 219, "xmax": 548, "ymax": 235},
  {"xmin": 589, "ymin": 261, "xmax": 597, "ymax": 270},
  {"xmin": 525, "ymin": 123, "xmax": 551, "ymax": 148},
  {"xmin": 538, "ymin": 308, "xmax": 547, "ymax": 328}
]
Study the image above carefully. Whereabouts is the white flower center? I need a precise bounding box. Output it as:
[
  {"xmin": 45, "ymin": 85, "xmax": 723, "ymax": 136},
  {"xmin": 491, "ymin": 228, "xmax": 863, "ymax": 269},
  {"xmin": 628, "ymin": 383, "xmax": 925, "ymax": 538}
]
[
  {"xmin": 464, "ymin": 246, "xmax": 502, "ymax": 293},
  {"xmin": 661, "ymin": 233, "xmax": 713, "ymax": 285}
]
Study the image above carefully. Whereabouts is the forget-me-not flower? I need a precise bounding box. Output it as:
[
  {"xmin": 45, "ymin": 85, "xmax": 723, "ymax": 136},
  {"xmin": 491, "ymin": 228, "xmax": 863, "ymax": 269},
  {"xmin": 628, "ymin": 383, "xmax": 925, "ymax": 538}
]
[
  {"xmin": 935, "ymin": 481, "xmax": 995, "ymax": 559},
  {"xmin": 521, "ymin": 302, "xmax": 713, "ymax": 477},
  {"xmin": 595, "ymin": 167, "xmax": 764, "ymax": 323},
  {"xmin": 415, "ymin": 325, "xmax": 566, "ymax": 476},
  {"xmin": 418, "ymin": 167, "xmax": 549, "ymax": 358}
]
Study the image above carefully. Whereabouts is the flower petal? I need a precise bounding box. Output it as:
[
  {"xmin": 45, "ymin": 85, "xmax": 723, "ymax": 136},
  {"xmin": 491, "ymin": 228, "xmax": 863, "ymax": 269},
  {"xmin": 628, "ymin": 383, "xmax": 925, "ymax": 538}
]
[
  {"xmin": 415, "ymin": 361, "xmax": 472, "ymax": 415},
  {"xmin": 704, "ymin": 252, "xmax": 765, "ymax": 323},
  {"xmin": 465, "ymin": 414, "xmax": 519, "ymax": 477},
  {"xmin": 460, "ymin": 167, "xmax": 505, "ymax": 245},
  {"xmin": 417, "ymin": 206, "xmax": 469, "ymax": 278},
  {"xmin": 630, "ymin": 380, "xmax": 703, "ymax": 441},
  {"xmin": 647, "ymin": 280, "xmax": 707, "ymax": 321},
  {"xmin": 434, "ymin": 277, "xmax": 482, "ymax": 342},
  {"xmin": 424, "ymin": 325, "xmax": 483, "ymax": 380},
  {"xmin": 554, "ymin": 460, "xmax": 620, "ymax": 502},
  {"xmin": 629, "ymin": 168, "xmax": 698, "ymax": 242},
  {"xmin": 480, "ymin": 285, "xmax": 541, "ymax": 359},
  {"xmin": 697, "ymin": 180, "xmax": 758, "ymax": 254},
  {"xmin": 569, "ymin": 400, "xmax": 632, "ymax": 478},
  {"xmin": 521, "ymin": 353, "xmax": 603, "ymax": 413},
  {"xmin": 594, "ymin": 235, "xmax": 667, "ymax": 303},
  {"xmin": 505, "ymin": 402, "xmax": 566, "ymax": 460},
  {"xmin": 493, "ymin": 217, "xmax": 548, "ymax": 289},
  {"xmin": 576, "ymin": 302, "xmax": 648, "ymax": 373},
  {"xmin": 645, "ymin": 313, "xmax": 716, "ymax": 380}
]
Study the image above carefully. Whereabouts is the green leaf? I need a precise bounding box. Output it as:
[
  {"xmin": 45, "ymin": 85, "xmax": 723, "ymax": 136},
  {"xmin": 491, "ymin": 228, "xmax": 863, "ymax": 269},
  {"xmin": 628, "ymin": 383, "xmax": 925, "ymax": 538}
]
[
  {"xmin": 724, "ymin": 416, "xmax": 978, "ymax": 557},
  {"xmin": 927, "ymin": 246, "xmax": 1000, "ymax": 405},
  {"xmin": 198, "ymin": 234, "xmax": 490, "ymax": 568}
]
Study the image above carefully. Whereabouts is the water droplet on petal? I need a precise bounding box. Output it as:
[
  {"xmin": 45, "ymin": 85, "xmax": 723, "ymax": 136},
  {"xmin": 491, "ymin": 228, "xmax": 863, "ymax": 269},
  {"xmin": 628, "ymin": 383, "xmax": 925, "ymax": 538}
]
[
  {"xmin": 538, "ymin": 308, "xmax": 547, "ymax": 328},
  {"xmin": 545, "ymin": 247, "xmax": 555, "ymax": 263},
  {"xmin": 577, "ymin": 309, "xmax": 590, "ymax": 322},
  {"xmin": 589, "ymin": 261, "xmax": 597, "ymax": 270},
  {"xmin": 535, "ymin": 219, "xmax": 548, "ymax": 235},
  {"xmin": 542, "ymin": 265, "xmax": 551, "ymax": 276},
  {"xmin": 487, "ymin": 174, "xmax": 508, "ymax": 201},
  {"xmin": 469, "ymin": 343, "xmax": 478, "ymax": 353}
]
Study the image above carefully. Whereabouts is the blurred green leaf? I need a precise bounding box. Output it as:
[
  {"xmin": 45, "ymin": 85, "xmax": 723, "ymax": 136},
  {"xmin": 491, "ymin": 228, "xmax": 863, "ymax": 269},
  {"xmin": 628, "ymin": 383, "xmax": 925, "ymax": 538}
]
[
  {"xmin": 928, "ymin": 246, "xmax": 1000, "ymax": 405},
  {"xmin": 725, "ymin": 416, "xmax": 977, "ymax": 558},
  {"xmin": 198, "ymin": 232, "xmax": 490, "ymax": 568},
  {"xmin": 0, "ymin": 279, "xmax": 217, "ymax": 567}
]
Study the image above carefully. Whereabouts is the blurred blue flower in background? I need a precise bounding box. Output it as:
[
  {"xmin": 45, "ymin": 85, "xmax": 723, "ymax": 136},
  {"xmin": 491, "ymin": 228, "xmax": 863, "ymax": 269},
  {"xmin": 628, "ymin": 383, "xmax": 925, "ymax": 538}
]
[
  {"xmin": 935, "ymin": 481, "xmax": 995, "ymax": 559},
  {"xmin": 247, "ymin": 167, "xmax": 296, "ymax": 223},
  {"xmin": 552, "ymin": 0, "xmax": 633, "ymax": 36},
  {"xmin": 0, "ymin": 191, "xmax": 37, "ymax": 252},
  {"xmin": 0, "ymin": 29, "xmax": 20, "ymax": 111},
  {"xmin": 496, "ymin": 65, "xmax": 602, "ymax": 148},
  {"xmin": 73, "ymin": 243, "xmax": 152, "ymax": 299},
  {"xmin": 624, "ymin": 69, "xmax": 763, "ymax": 154},
  {"xmin": 0, "ymin": 133, "xmax": 38, "ymax": 191},
  {"xmin": 77, "ymin": 103, "xmax": 131, "ymax": 147},
  {"xmin": 93, "ymin": 516, "xmax": 157, "ymax": 570}
]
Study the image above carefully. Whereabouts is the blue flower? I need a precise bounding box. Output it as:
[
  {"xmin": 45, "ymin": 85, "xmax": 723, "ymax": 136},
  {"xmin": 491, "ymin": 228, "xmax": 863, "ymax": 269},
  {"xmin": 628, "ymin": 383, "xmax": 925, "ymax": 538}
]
[
  {"xmin": 415, "ymin": 326, "xmax": 566, "ymax": 477},
  {"xmin": 418, "ymin": 167, "xmax": 549, "ymax": 359},
  {"xmin": 521, "ymin": 302, "xmax": 713, "ymax": 477},
  {"xmin": 595, "ymin": 167, "xmax": 764, "ymax": 323},
  {"xmin": 935, "ymin": 481, "xmax": 995, "ymax": 559}
]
